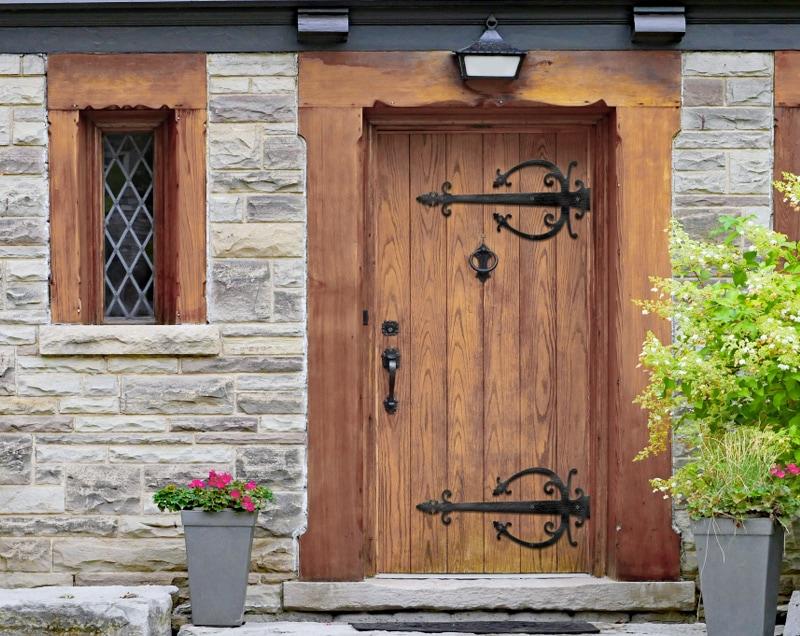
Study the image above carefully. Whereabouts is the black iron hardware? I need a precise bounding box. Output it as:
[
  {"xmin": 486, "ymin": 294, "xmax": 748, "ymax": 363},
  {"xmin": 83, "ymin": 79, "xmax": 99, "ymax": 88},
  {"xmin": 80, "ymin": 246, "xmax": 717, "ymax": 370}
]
[
  {"xmin": 381, "ymin": 320, "xmax": 400, "ymax": 336},
  {"xmin": 416, "ymin": 159, "xmax": 590, "ymax": 242},
  {"xmin": 381, "ymin": 347, "xmax": 400, "ymax": 414},
  {"xmin": 468, "ymin": 241, "xmax": 498, "ymax": 283},
  {"xmin": 416, "ymin": 467, "xmax": 589, "ymax": 549}
]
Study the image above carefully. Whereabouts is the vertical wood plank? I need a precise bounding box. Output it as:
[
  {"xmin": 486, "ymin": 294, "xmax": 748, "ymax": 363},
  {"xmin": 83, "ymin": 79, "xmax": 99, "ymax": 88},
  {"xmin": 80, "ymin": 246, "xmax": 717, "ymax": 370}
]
[
  {"xmin": 555, "ymin": 131, "xmax": 591, "ymax": 573},
  {"xmin": 49, "ymin": 110, "xmax": 83, "ymax": 323},
  {"xmin": 774, "ymin": 107, "xmax": 800, "ymax": 241},
  {"xmin": 172, "ymin": 109, "xmax": 207, "ymax": 323},
  {"xmin": 517, "ymin": 133, "xmax": 560, "ymax": 573},
  {"xmin": 375, "ymin": 133, "xmax": 412, "ymax": 572},
  {"xmin": 610, "ymin": 107, "xmax": 680, "ymax": 581},
  {"xmin": 482, "ymin": 133, "xmax": 521, "ymax": 573},
  {"xmin": 446, "ymin": 134, "xmax": 485, "ymax": 573},
  {"xmin": 409, "ymin": 134, "xmax": 448, "ymax": 572},
  {"xmin": 300, "ymin": 107, "xmax": 365, "ymax": 581}
]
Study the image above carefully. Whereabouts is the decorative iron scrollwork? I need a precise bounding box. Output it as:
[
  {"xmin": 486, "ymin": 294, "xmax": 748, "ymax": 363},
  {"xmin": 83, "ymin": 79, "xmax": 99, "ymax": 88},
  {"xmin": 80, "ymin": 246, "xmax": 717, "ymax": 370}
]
[
  {"xmin": 416, "ymin": 159, "xmax": 590, "ymax": 242},
  {"xmin": 416, "ymin": 467, "xmax": 590, "ymax": 550},
  {"xmin": 468, "ymin": 241, "xmax": 498, "ymax": 283}
]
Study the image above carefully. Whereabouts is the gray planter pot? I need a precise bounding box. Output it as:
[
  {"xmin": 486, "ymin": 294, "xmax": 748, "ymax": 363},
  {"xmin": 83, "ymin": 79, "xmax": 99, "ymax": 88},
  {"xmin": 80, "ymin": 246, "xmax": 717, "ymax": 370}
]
[
  {"xmin": 693, "ymin": 517, "xmax": 784, "ymax": 636},
  {"xmin": 181, "ymin": 509, "xmax": 257, "ymax": 627}
]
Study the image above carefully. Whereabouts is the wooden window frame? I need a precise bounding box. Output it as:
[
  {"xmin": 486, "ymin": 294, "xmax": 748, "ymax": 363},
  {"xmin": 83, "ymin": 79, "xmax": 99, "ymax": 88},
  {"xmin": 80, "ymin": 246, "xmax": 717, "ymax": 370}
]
[{"xmin": 48, "ymin": 53, "xmax": 207, "ymax": 324}]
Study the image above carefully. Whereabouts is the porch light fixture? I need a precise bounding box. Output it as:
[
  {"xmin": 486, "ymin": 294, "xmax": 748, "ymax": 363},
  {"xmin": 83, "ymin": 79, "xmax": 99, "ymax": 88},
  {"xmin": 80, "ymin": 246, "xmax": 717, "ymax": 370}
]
[{"xmin": 455, "ymin": 15, "xmax": 526, "ymax": 81}]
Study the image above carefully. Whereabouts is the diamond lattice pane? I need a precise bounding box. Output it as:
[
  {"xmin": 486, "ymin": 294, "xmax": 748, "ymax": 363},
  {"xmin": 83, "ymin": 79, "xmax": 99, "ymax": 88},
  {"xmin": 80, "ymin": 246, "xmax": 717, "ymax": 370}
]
[{"xmin": 103, "ymin": 132, "xmax": 155, "ymax": 320}]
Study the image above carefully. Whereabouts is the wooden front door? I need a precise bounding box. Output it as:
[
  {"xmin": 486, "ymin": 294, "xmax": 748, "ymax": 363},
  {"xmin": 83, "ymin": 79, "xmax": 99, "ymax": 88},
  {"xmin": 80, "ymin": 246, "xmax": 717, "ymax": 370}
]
[{"xmin": 371, "ymin": 121, "xmax": 600, "ymax": 574}]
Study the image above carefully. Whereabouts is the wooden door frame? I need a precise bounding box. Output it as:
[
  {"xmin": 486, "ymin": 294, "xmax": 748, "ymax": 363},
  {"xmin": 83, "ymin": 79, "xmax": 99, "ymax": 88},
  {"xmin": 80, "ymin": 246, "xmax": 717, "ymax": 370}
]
[
  {"xmin": 775, "ymin": 52, "xmax": 800, "ymax": 241},
  {"xmin": 299, "ymin": 51, "xmax": 682, "ymax": 582}
]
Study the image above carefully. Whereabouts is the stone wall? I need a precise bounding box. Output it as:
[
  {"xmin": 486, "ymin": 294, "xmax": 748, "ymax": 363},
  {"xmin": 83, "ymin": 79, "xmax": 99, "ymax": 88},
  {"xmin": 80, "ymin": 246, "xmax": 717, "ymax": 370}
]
[{"xmin": 0, "ymin": 53, "xmax": 307, "ymax": 613}]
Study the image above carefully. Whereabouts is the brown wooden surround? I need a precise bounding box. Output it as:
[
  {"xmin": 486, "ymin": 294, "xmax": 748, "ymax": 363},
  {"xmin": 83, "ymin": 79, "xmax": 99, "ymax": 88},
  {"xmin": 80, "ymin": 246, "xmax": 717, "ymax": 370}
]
[
  {"xmin": 300, "ymin": 51, "xmax": 681, "ymax": 582},
  {"xmin": 775, "ymin": 52, "xmax": 800, "ymax": 241},
  {"xmin": 48, "ymin": 54, "xmax": 207, "ymax": 324}
]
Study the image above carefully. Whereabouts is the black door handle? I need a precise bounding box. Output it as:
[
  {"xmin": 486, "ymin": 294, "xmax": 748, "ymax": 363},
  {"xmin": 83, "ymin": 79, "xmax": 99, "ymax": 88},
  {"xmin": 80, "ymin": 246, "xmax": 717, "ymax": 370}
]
[{"xmin": 382, "ymin": 347, "xmax": 400, "ymax": 414}]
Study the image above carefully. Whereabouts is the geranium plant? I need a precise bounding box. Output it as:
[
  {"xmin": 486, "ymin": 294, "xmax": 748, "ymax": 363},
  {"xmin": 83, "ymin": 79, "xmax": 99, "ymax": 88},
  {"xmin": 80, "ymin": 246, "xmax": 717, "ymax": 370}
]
[
  {"xmin": 635, "ymin": 214, "xmax": 800, "ymax": 463},
  {"xmin": 153, "ymin": 470, "xmax": 273, "ymax": 513}
]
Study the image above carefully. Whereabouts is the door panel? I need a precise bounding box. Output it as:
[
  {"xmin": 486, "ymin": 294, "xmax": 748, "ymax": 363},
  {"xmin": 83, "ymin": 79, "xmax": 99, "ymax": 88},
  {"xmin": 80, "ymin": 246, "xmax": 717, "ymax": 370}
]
[{"xmin": 374, "ymin": 126, "xmax": 594, "ymax": 574}]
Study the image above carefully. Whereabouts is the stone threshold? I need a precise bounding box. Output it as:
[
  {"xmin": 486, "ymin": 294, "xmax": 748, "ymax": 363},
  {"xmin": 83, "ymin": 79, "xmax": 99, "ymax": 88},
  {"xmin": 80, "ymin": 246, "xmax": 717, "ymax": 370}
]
[{"xmin": 282, "ymin": 576, "xmax": 696, "ymax": 613}]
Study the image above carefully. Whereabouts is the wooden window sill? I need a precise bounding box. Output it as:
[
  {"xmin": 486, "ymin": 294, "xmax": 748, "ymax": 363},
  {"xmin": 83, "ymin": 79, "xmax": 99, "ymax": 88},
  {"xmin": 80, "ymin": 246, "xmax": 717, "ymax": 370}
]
[{"xmin": 39, "ymin": 325, "xmax": 221, "ymax": 356}]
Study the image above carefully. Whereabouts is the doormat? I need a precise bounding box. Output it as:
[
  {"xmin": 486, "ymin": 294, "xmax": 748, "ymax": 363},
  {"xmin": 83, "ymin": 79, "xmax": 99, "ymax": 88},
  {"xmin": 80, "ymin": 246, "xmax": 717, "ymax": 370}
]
[{"xmin": 351, "ymin": 621, "xmax": 600, "ymax": 634}]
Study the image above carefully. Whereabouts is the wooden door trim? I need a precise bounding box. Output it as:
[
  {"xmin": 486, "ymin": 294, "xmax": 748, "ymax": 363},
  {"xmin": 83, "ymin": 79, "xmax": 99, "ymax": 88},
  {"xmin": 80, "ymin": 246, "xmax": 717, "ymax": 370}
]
[
  {"xmin": 775, "ymin": 52, "xmax": 800, "ymax": 240},
  {"xmin": 300, "ymin": 50, "xmax": 681, "ymax": 582}
]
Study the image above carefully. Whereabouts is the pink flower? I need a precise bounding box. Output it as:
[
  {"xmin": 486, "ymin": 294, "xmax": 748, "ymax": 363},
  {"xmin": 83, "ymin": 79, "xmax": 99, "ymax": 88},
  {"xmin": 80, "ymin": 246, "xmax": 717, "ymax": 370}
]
[
  {"xmin": 242, "ymin": 496, "xmax": 255, "ymax": 512},
  {"xmin": 207, "ymin": 471, "xmax": 233, "ymax": 489},
  {"xmin": 788, "ymin": 464, "xmax": 800, "ymax": 476},
  {"xmin": 245, "ymin": 481, "xmax": 257, "ymax": 491},
  {"xmin": 770, "ymin": 465, "xmax": 787, "ymax": 478},
  {"xmin": 188, "ymin": 479, "xmax": 206, "ymax": 489},
  {"xmin": 230, "ymin": 489, "xmax": 241, "ymax": 500}
]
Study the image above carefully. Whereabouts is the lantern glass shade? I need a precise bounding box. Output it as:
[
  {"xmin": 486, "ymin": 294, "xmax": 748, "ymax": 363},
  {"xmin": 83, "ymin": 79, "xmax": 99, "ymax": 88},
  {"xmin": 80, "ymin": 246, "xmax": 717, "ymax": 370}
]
[{"xmin": 455, "ymin": 15, "xmax": 526, "ymax": 80}]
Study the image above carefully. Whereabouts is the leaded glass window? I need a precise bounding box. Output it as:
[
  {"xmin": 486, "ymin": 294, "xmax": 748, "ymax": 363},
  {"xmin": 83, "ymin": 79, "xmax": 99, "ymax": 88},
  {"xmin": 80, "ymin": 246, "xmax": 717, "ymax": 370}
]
[{"xmin": 103, "ymin": 132, "xmax": 155, "ymax": 320}]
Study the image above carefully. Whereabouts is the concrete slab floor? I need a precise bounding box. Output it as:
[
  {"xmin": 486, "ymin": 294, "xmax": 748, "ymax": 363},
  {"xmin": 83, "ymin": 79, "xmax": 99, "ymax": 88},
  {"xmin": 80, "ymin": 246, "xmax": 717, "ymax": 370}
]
[{"xmin": 178, "ymin": 622, "xmax": 709, "ymax": 635}]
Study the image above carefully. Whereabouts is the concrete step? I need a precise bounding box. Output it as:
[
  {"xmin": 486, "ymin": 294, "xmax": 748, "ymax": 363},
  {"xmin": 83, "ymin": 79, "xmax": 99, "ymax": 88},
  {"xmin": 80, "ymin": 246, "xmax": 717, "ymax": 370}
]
[
  {"xmin": 178, "ymin": 621, "xmax": 708, "ymax": 635},
  {"xmin": 282, "ymin": 576, "xmax": 696, "ymax": 613}
]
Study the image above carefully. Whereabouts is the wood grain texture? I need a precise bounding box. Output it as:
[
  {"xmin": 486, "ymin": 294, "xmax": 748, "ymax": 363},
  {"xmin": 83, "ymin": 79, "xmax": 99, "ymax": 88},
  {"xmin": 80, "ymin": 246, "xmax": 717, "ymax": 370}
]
[
  {"xmin": 408, "ymin": 133, "xmax": 448, "ymax": 573},
  {"xmin": 299, "ymin": 52, "xmax": 680, "ymax": 109},
  {"xmin": 775, "ymin": 107, "xmax": 800, "ymax": 241},
  {"xmin": 300, "ymin": 107, "xmax": 366, "ymax": 581},
  {"xmin": 48, "ymin": 53, "xmax": 207, "ymax": 110},
  {"xmin": 776, "ymin": 52, "xmax": 800, "ymax": 107},
  {"xmin": 49, "ymin": 110, "xmax": 83, "ymax": 323},
  {"xmin": 609, "ymin": 107, "xmax": 680, "ymax": 581}
]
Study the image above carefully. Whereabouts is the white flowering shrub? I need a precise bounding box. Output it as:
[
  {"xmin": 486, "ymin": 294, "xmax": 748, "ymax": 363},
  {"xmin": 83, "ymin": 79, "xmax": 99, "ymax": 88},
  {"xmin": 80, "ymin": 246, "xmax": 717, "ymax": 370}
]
[{"xmin": 636, "ymin": 215, "xmax": 800, "ymax": 462}]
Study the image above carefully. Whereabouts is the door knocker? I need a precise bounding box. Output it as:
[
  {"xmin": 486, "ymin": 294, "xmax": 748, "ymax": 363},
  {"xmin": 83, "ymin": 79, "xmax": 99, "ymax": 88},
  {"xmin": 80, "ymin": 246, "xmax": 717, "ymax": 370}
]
[{"xmin": 468, "ymin": 241, "xmax": 498, "ymax": 283}]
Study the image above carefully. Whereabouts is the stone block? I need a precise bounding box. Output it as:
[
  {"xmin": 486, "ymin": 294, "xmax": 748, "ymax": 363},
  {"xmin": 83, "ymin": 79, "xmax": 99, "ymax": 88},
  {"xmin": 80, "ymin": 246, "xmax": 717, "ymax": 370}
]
[
  {"xmin": 6, "ymin": 281, "xmax": 48, "ymax": 308},
  {"xmin": 0, "ymin": 77, "xmax": 45, "ymax": 105},
  {"xmin": 118, "ymin": 515, "xmax": 183, "ymax": 539},
  {"xmin": 0, "ymin": 416, "xmax": 72, "ymax": 432},
  {"xmin": 682, "ymin": 77, "xmax": 724, "ymax": 106},
  {"xmin": 0, "ymin": 538, "xmax": 50, "ymax": 572},
  {"xmin": 245, "ymin": 584, "xmax": 283, "ymax": 613},
  {"xmin": 39, "ymin": 325, "xmax": 222, "ymax": 356},
  {"xmin": 82, "ymin": 375, "xmax": 120, "ymax": 396},
  {"xmin": 110, "ymin": 445, "xmax": 234, "ymax": 464},
  {"xmin": 17, "ymin": 373, "xmax": 83, "ymax": 396},
  {"xmin": 684, "ymin": 52, "xmax": 772, "ymax": 77},
  {"xmin": 211, "ymin": 169, "xmax": 303, "ymax": 194},
  {"xmin": 0, "ymin": 218, "xmax": 47, "ymax": 245},
  {"xmin": 0, "ymin": 515, "xmax": 116, "ymax": 537},
  {"xmin": 0, "ymin": 107, "xmax": 9, "ymax": 145},
  {"xmin": 0, "ymin": 585, "xmax": 176, "ymax": 635},
  {"xmin": 106, "ymin": 357, "xmax": 178, "ymax": 374},
  {"xmin": 208, "ymin": 259, "xmax": 272, "ymax": 322},
  {"xmin": 0, "ymin": 397, "xmax": 56, "ymax": 415},
  {"xmin": 786, "ymin": 590, "xmax": 800, "ymax": 636},
  {"xmin": 273, "ymin": 259, "xmax": 305, "ymax": 287},
  {"xmin": 259, "ymin": 414, "xmax": 306, "ymax": 433},
  {"xmin": 246, "ymin": 193, "xmax": 305, "ymax": 221},
  {"xmin": 0, "ymin": 55, "xmax": 20, "ymax": 75},
  {"xmin": 35, "ymin": 466, "xmax": 63, "ymax": 484},
  {"xmin": 36, "ymin": 445, "xmax": 107, "ymax": 464},
  {"xmin": 0, "ymin": 573, "xmax": 72, "ymax": 587},
  {"xmin": 75, "ymin": 416, "xmax": 167, "ymax": 432},
  {"xmin": 681, "ymin": 107, "xmax": 772, "ymax": 131},
  {"xmin": 53, "ymin": 540, "xmax": 185, "ymax": 572},
  {"xmin": 12, "ymin": 106, "xmax": 46, "ymax": 123},
  {"xmin": 209, "ymin": 194, "xmax": 245, "ymax": 222},
  {"xmin": 237, "ymin": 373, "xmax": 305, "ymax": 392},
  {"xmin": 256, "ymin": 491, "xmax": 306, "ymax": 537},
  {"xmin": 0, "ymin": 176, "xmax": 47, "ymax": 216},
  {"xmin": 17, "ymin": 355, "xmax": 105, "ymax": 373},
  {"xmin": 0, "ymin": 347, "xmax": 14, "ymax": 396},
  {"xmin": 236, "ymin": 445, "xmax": 305, "ymax": 487},
  {"xmin": 6, "ymin": 259, "xmax": 47, "ymax": 281},
  {"xmin": 209, "ymin": 76, "xmax": 250, "ymax": 94},
  {"xmin": 195, "ymin": 432, "xmax": 304, "ymax": 445},
  {"xmin": 220, "ymin": 323, "xmax": 304, "ymax": 337},
  {"xmin": 209, "ymin": 125, "xmax": 260, "ymax": 169},
  {"xmin": 672, "ymin": 150, "xmax": 725, "ymax": 172},
  {"xmin": 0, "ymin": 486, "xmax": 64, "ymax": 513},
  {"xmin": 0, "ymin": 435, "xmax": 32, "ymax": 484},
  {"xmin": 726, "ymin": 77, "xmax": 772, "ymax": 106},
  {"xmin": 66, "ymin": 465, "xmax": 141, "ymax": 514},
  {"xmin": 223, "ymin": 336, "xmax": 304, "ymax": 356},
  {"xmin": 143, "ymin": 464, "xmax": 232, "ymax": 490},
  {"xmin": 20, "ymin": 55, "xmax": 45, "ymax": 76},
  {"xmin": 58, "ymin": 397, "xmax": 119, "ymax": 414},
  {"xmin": 673, "ymin": 172, "xmax": 726, "ymax": 194},
  {"xmin": 729, "ymin": 152, "xmax": 772, "ymax": 194},
  {"xmin": 12, "ymin": 121, "xmax": 47, "ymax": 145},
  {"xmin": 181, "ymin": 355, "xmax": 303, "ymax": 374},
  {"xmin": 210, "ymin": 94, "xmax": 296, "ymax": 123},
  {"xmin": 122, "ymin": 376, "xmax": 234, "ymax": 415},
  {"xmin": 251, "ymin": 538, "xmax": 296, "ymax": 573},
  {"xmin": 274, "ymin": 289, "xmax": 305, "ymax": 321},
  {"xmin": 263, "ymin": 136, "xmax": 305, "ymax": 170},
  {"xmin": 169, "ymin": 416, "xmax": 258, "ymax": 432},
  {"xmin": 212, "ymin": 223, "xmax": 304, "ymax": 257},
  {"xmin": 0, "ymin": 145, "xmax": 44, "ymax": 173},
  {"xmin": 237, "ymin": 391, "xmax": 305, "ymax": 415},
  {"xmin": 250, "ymin": 76, "xmax": 297, "ymax": 93},
  {"xmin": 39, "ymin": 433, "xmax": 190, "ymax": 445},
  {"xmin": 209, "ymin": 53, "xmax": 296, "ymax": 77}
]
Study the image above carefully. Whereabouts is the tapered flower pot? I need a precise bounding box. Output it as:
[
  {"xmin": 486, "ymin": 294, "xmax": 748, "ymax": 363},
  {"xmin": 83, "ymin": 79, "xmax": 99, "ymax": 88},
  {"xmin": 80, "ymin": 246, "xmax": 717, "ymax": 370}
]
[
  {"xmin": 182, "ymin": 509, "xmax": 257, "ymax": 627},
  {"xmin": 693, "ymin": 517, "xmax": 784, "ymax": 636}
]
